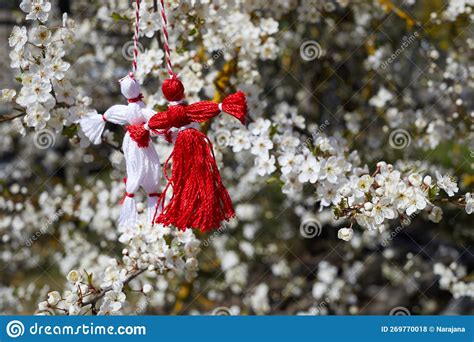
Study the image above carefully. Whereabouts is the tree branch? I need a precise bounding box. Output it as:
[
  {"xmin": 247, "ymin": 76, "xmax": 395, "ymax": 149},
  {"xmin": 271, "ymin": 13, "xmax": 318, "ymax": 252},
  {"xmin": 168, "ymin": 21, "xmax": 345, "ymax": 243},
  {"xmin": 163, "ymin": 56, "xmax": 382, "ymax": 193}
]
[
  {"xmin": 0, "ymin": 112, "xmax": 25, "ymax": 122},
  {"xmin": 81, "ymin": 268, "xmax": 147, "ymax": 309}
]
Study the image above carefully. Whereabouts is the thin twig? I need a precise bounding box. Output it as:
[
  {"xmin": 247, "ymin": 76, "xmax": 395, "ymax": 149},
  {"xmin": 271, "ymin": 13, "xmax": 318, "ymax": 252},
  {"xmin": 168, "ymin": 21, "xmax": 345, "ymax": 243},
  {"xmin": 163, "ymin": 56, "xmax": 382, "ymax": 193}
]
[
  {"xmin": 0, "ymin": 112, "xmax": 25, "ymax": 122},
  {"xmin": 81, "ymin": 268, "xmax": 147, "ymax": 308}
]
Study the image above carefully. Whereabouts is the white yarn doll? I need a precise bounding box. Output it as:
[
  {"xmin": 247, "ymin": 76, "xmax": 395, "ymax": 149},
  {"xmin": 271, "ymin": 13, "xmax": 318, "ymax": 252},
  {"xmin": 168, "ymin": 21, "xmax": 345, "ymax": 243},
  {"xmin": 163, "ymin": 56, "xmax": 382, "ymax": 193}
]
[{"xmin": 80, "ymin": 73, "xmax": 163, "ymax": 227}]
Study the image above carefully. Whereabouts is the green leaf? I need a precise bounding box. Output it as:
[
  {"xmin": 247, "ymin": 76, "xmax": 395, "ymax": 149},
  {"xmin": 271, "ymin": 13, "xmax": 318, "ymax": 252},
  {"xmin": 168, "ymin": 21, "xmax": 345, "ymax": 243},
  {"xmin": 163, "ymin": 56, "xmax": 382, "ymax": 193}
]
[
  {"xmin": 266, "ymin": 177, "xmax": 279, "ymax": 184},
  {"xmin": 111, "ymin": 12, "xmax": 129, "ymax": 21},
  {"xmin": 63, "ymin": 124, "xmax": 79, "ymax": 139},
  {"xmin": 333, "ymin": 206, "xmax": 343, "ymax": 220},
  {"xmin": 428, "ymin": 186, "xmax": 439, "ymax": 200},
  {"xmin": 84, "ymin": 270, "xmax": 94, "ymax": 286},
  {"xmin": 269, "ymin": 124, "xmax": 278, "ymax": 138}
]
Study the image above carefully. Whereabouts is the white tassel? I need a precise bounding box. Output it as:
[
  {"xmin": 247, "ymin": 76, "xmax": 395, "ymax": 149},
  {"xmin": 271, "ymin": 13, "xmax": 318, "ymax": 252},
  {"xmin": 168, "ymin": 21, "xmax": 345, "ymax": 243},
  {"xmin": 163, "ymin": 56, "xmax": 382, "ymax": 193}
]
[
  {"xmin": 80, "ymin": 114, "xmax": 106, "ymax": 145},
  {"xmin": 140, "ymin": 142, "xmax": 162, "ymax": 225},
  {"xmin": 118, "ymin": 196, "xmax": 139, "ymax": 228},
  {"xmin": 146, "ymin": 196, "xmax": 159, "ymax": 224},
  {"xmin": 103, "ymin": 105, "xmax": 129, "ymax": 125}
]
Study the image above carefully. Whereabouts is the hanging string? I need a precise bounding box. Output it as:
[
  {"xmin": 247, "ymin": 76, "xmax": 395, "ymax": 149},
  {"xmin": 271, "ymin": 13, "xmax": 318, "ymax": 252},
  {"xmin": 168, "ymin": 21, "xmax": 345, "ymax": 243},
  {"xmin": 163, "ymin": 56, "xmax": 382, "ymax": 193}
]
[
  {"xmin": 158, "ymin": 0, "xmax": 176, "ymax": 78},
  {"xmin": 132, "ymin": 0, "xmax": 141, "ymax": 74}
]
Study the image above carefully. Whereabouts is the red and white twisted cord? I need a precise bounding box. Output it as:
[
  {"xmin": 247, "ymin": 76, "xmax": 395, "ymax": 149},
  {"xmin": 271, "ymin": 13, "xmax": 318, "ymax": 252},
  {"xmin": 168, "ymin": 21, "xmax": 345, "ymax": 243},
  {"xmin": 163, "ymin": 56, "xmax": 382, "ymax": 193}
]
[
  {"xmin": 159, "ymin": 0, "xmax": 176, "ymax": 78},
  {"xmin": 132, "ymin": 0, "xmax": 141, "ymax": 74}
]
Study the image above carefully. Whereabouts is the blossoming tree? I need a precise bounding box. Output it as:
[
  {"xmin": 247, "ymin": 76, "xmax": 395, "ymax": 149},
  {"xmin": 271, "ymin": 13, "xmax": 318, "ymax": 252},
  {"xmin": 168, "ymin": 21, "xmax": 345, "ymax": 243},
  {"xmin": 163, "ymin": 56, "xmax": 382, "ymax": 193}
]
[{"xmin": 0, "ymin": 0, "xmax": 472, "ymax": 315}]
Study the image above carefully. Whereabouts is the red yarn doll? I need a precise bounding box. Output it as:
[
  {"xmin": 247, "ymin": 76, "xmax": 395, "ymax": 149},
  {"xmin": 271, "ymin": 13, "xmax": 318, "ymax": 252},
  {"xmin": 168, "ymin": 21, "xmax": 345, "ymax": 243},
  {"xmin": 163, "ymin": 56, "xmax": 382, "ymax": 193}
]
[{"xmin": 144, "ymin": 77, "xmax": 247, "ymax": 232}]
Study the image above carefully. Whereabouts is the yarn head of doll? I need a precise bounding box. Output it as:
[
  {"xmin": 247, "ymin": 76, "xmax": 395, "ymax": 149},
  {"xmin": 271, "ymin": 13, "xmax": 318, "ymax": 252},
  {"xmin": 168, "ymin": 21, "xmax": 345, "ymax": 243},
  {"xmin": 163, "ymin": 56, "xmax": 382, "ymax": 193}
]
[
  {"xmin": 162, "ymin": 77, "xmax": 185, "ymax": 102},
  {"xmin": 119, "ymin": 73, "xmax": 142, "ymax": 100}
]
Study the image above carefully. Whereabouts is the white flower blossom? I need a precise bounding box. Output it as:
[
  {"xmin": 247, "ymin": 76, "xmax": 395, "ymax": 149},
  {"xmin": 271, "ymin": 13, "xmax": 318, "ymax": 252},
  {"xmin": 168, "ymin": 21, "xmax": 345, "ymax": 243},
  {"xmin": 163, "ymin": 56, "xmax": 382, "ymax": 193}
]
[
  {"xmin": 31, "ymin": 25, "xmax": 51, "ymax": 46},
  {"xmin": 298, "ymin": 156, "xmax": 320, "ymax": 183},
  {"xmin": 9, "ymin": 26, "xmax": 28, "ymax": 51},
  {"xmin": 405, "ymin": 190, "xmax": 427, "ymax": 216},
  {"xmin": 139, "ymin": 11, "xmax": 161, "ymax": 38},
  {"xmin": 435, "ymin": 171, "xmax": 459, "ymax": 197},
  {"xmin": 251, "ymin": 136, "xmax": 273, "ymax": 157},
  {"xmin": 66, "ymin": 270, "xmax": 81, "ymax": 284},
  {"xmin": 20, "ymin": 0, "xmax": 51, "ymax": 23},
  {"xmin": 465, "ymin": 193, "xmax": 473, "ymax": 214},
  {"xmin": 47, "ymin": 291, "xmax": 61, "ymax": 306},
  {"xmin": 337, "ymin": 227, "xmax": 354, "ymax": 241},
  {"xmin": 428, "ymin": 206, "xmax": 443, "ymax": 223}
]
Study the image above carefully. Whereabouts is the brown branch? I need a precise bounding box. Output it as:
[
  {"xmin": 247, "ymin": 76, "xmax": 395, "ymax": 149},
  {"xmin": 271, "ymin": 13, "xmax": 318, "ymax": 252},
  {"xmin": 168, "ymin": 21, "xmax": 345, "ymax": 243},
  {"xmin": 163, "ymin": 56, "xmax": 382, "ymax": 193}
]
[
  {"xmin": 0, "ymin": 112, "xmax": 25, "ymax": 122},
  {"xmin": 81, "ymin": 268, "xmax": 147, "ymax": 310}
]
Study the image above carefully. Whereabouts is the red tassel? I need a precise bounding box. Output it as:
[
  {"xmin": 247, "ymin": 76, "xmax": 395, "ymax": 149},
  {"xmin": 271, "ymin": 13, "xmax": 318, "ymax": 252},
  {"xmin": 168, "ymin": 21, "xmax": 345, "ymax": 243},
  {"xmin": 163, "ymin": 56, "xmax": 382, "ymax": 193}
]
[
  {"xmin": 183, "ymin": 101, "xmax": 220, "ymax": 121},
  {"xmin": 148, "ymin": 105, "xmax": 190, "ymax": 131},
  {"xmin": 155, "ymin": 128, "xmax": 235, "ymax": 232},
  {"xmin": 127, "ymin": 124, "xmax": 150, "ymax": 148},
  {"xmin": 149, "ymin": 77, "xmax": 246, "ymax": 232},
  {"xmin": 221, "ymin": 91, "xmax": 247, "ymax": 124},
  {"xmin": 184, "ymin": 91, "xmax": 247, "ymax": 124},
  {"xmin": 150, "ymin": 76, "xmax": 247, "ymax": 131}
]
